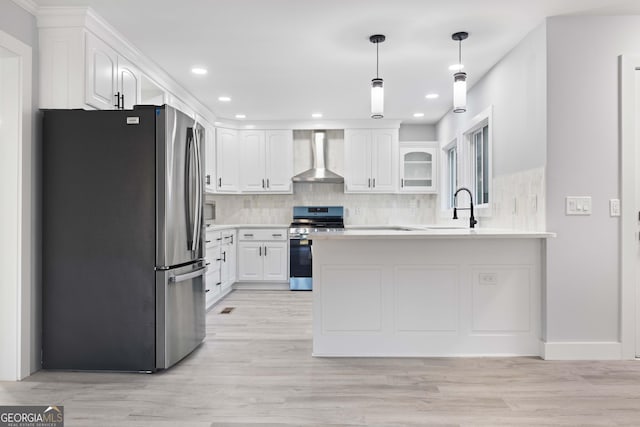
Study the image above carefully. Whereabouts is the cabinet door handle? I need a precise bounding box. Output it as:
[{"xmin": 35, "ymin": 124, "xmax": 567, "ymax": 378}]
[
  {"xmin": 216, "ymin": 237, "xmax": 223, "ymax": 241},
  {"xmin": 218, "ymin": 177, "xmax": 222, "ymax": 187},
  {"xmin": 262, "ymin": 179, "xmax": 265, "ymax": 189},
  {"xmin": 206, "ymin": 174, "xmax": 211, "ymax": 185},
  {"xmin": 119, "ymin": 93, "xmax": 124, "ymax": 109},
  {"xmin": 373, "ymin": 178, "xmax": 376, "ymax": 188},
  {"xmin": 205, "ymin": 240, "xmax": 211, "ymax": 243},
  {"xmin": 206, "ymin": 289, "xmax": 211, "ymax": 293},
  {"xmin": 259, "ymin": 246, "xmax": 262, "ymax": 256},
  {"xmin": 368, "ymin": 178, "xmax": 371, "ymax": 188},
  {"xmin": 401, "ymin": 178, "xmax": 404, "ymax": 188},
  {"xmin": 244, "ymin": 233, "xmax": 254, "ymax": 237},
  {"xmin": 216, "ymin": 282, "xmax": 221, "ymax": 286},
  {"xmin": 222, "ymin": 251, "xmax": 226, "ymax": 262},
  {"xmin": 114, "ymin": 91, "xmax": 120, "ymax": 109},
  {"xmin": 272, "ymin": 233, "xmax": 282, "ymax": 237},
  {"xmin": 230, "ymin": 235, "xmax": 233, "ymax": 244},
  {"xmin": 264, "ymin": 246, "xmax": 267, "ymax": 256},
  {"xmin": 267, "ymin": 178, "xmax": 270, "ymax": 188}
]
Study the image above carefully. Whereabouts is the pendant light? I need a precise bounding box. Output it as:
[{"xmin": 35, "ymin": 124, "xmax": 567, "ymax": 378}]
[
  {"xmin": 451, "ymin": 31, "xmax": 469, "ymax": 113},
  {"xmin": 370, "ymin": 34, "xmax": 386, "ymax": 119}
]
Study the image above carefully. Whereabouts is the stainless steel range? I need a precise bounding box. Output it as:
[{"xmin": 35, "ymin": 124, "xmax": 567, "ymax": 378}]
[{"xmin": 289, "ymin": 206, "xmax": 344, "ymax": 290}]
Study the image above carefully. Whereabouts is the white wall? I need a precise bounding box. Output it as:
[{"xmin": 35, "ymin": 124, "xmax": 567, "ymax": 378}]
[
  {"xmin": 436, "ymin": 24, "xmax": 547, "ymax": 230},
  {"xmin": 399, "ymin": 123, "xmax": 436, "ymax": 141},
  {"xmin": 545, "ymin": 16, "xmax": 640, "ymax": 346},
  {"xmin": 0, "ymin": 1, "xmax": 40, "ymax": 376}
]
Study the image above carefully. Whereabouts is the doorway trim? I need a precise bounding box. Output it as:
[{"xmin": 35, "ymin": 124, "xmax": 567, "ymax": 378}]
[
  {"xmin": 620, "ymin": 55, "xmax": 640, "ymax": 359},
  {"xmin": 0, "ymin": 29, "xmax": 33, "ymax": 380}
]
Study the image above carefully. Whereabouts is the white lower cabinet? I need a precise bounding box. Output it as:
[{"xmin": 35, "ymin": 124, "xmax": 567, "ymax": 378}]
[
  {"xmin": 204, "ymin": 228, "xmax": 237, "ymax": 309},
  {"xmin": 220, "ymin": 230, "xmax": 237, "ymax": 292},
  {"xmin": 237, "ymin": 229, "xmax": 288, "ymax": 282}
]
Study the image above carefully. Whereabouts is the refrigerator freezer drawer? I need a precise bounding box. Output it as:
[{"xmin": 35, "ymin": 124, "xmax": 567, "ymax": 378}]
[{"xmin": 156, "ymin": 262, "xmax": 207, "ymax": 369}]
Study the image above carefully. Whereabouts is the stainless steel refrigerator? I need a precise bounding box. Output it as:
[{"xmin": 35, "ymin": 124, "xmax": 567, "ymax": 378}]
[{"xmin": 42, "ymin": 105, "xmax": 206, "ymax": 371}]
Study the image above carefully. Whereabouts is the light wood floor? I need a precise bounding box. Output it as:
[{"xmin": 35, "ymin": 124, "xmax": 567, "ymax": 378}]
[{"xmin": 2, "ymin": 290, "xmax": 640, "ymax": 426}]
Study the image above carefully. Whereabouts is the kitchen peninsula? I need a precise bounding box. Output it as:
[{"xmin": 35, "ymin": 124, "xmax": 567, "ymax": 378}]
[{"xmin": 311, "ymin": 228, "xmax": 554, "ymax": 358}]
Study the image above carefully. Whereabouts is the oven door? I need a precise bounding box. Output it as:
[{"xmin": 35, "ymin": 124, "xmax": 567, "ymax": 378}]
[{"xmin": 289, "ymin": 238, "xmax": 312, "ymax": 290}]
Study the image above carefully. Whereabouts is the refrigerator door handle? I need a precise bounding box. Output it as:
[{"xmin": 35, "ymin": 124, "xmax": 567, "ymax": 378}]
[
  {"xmin": 185, "ymin": 129, "xmax": 195, "ymax": 251},
  {"xmin": 195, "ymin": 127, "xmax": 203, "ymax": 252},
  {"xmin": 169, "ymin": 266, "xmax": 208, "ymax": 283}
]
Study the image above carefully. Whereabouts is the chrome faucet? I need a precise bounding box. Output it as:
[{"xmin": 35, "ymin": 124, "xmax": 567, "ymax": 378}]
[{"xmin": 453, "ymin": 187, "xmax": 478, "ymax": 229}]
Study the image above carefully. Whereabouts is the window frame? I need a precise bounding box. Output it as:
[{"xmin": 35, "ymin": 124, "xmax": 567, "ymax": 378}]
[
  {"xmin": 443, "ymin": 139, "xmax": 458, "ymax": 210},
  {"xmin": 462, "ymin": 106, "xmax": 493, "ymax": 214}
]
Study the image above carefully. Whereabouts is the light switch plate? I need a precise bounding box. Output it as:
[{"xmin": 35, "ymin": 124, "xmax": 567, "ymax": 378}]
[{"xmin": 566, "ymin": 196, "xmax": 592, "ymax": 215}]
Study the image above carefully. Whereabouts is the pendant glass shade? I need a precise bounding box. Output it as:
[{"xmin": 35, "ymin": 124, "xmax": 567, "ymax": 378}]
[
  {"xmin": 453, "ymin": 71, "xmax": 467, "ymax": 113},
  {"xmin": 371, "ymin": 78, "xmax": 384, "ymax": 119}
]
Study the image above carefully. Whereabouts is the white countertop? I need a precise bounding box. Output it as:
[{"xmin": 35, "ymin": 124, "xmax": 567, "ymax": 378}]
[
  {"xmin": 205, "ymin": 223, "xmax": 289, "ymax": 232},
  {"xmin": 311, "ymin": 226, "xmax": 555, "ymax": 239}
]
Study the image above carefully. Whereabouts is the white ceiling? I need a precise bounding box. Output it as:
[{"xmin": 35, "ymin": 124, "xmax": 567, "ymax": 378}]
[{"xmin": 31, "ymin": 0, "xmax": 640, "ymax": 124}]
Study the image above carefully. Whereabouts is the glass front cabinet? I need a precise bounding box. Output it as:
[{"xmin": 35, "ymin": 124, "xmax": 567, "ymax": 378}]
[{"xmin": 398, "ymin": 142, "xmax": 438, "ymax": 193}]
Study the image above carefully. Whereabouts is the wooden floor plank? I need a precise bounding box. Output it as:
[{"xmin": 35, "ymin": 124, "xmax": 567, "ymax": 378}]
[{"xmin": 1, "ymin": 290, "xmax": 640, "ymax": 426}]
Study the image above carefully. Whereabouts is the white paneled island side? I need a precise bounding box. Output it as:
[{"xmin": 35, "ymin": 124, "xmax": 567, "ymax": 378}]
[{"xmin": 311, "ymin": 228, "xmax": 554, "ymax": 358}]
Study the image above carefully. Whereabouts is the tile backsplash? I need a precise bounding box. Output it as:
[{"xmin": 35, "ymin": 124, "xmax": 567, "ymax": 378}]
[{"xmin": 210, "ymin": 184, "xmax": 438, "ymax": 225}]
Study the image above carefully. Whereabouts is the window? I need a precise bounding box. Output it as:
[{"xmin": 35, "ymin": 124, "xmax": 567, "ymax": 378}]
[
  {"xmin": 446, "ymin": 146, "xmax": 457, "ymax": 208},
  {"xmin": 471, "ymin": 124, "xmax": 489, "ymax": 205}
]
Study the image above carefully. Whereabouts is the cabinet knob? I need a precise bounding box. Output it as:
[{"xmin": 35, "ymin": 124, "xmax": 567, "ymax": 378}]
[{"xmin": 206, "ymin": 175, "xmax": 211, "ymax": 185}]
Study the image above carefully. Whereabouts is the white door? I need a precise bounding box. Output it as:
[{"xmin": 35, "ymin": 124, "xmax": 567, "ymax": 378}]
[
  {"xmin": 239, "ymin": 130, "xmax": 266, "ymax": 192},
  {"xmin": 265, "ymin": 130, "xmax": 293, "ymax": 192},
  {"xmin": 216, "ymin": 128, "xmax": 239, "ymax": 192},
  {"xmin": 636, "ymin": 69, "xmax": 640, "ymax": 358},
  {"xmin": 85, "ymin": 33, "xmax": 117, "ymax": 110},
  {"xmin": 0, "ymin": 31, "xmax": 33, "ymax": 381},
  {"xmin": 238, "ymin": 242, "xmax": 263, "ymax": 281},
  {"xmin": 263, "ymin": 242, "xmax": 288, "ymax": 281},
  {"xmin": 370, "ymin": 129, "xmax": 397, "ymax": 192},
  {"xmin": 117, "ymin": 57, "xmax": 140, "ymax": 109},
  {"xmin": 344, "ymin": 129, "xmax": 372, "ymax": 192}
]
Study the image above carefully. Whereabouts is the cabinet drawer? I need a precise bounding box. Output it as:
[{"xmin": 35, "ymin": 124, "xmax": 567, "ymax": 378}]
[
  {"xmin": 206, "ymin": 231, "xmax": 223, "ymax": 248},
  {"xmin": 238, "ymin": 229, "xmax": 287, "ymax": 241}
]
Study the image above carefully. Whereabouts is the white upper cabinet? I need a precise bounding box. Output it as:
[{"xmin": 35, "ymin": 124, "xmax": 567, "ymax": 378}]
[
  {"xmin": 85, "ymin": 33, "xmax": 141, "ymax": 110},
  {"xmin": 216, "ymin": 128, "xmax": 240, "ymax": 193},
  {"xmin": 239, "ymin": 130, "xmax": 267, "ymax": 192},
  {"xmin": 344, "ymin": 129, "xmax": 398, "ymax": 193},
  {"xmin": 85, "ymin": 33, "xmax": 118, "ymax": 109},
  {"xmin": 116, "ymin": 56, "xmax": 141, "ymax": 110},
  {"xmin": 239, "ymin": 130, "xmax": 293, "ymax": 193},
  {"xmin": 204, "ymin": 124, "xmax": 216, "ymax": 193},
  {"xmin": 265, "ymin": 131, "xmax": 294, "ymax": 192},
  {"xmin": 399, "ymin": 142, "xmax": 438, "ymax": 193}
]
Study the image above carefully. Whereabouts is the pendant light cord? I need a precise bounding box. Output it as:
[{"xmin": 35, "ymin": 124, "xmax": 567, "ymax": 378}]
[
  {"xmin": 376, "ymin": 41, "xmax": 379, "ymax": 78},
  {"xmin": 458, "ymin": 39, "xmax": 462, "ymax": 66}
]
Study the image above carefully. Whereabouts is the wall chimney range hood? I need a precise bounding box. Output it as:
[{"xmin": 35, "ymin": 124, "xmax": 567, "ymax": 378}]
[{"xmin": 292, "ymin": 131, "xmax": 344, "ymax": 184}]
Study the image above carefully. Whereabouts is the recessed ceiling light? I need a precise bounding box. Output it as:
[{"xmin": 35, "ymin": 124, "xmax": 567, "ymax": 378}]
[
  {"xmin": 413, "ymin": 113, "xmax": 425, "ymax": 118},
  {"xmin": 191, "ymin": 67, "xmax": 208, "ymax": 75},
  {"xmin": 245, "ymin": 125, "xmax": 255, "ymax": 129},
  {"xmin": 448, "ymin": 64, "xmax": 464, "ymax": 71},
  {"xmin": 312, "ymin": 113, "xmax": 323, "ymax": 118},
  {"xmin": 425, "ymin": 93, "xmax": 439, "ymax": 99},
  {"xmin": 235, "ymin": 114, "xmax": 246, "ymax": 119},
  {"xmin": 218, "ymin": 96, "xmax": 231, "ymax": 102}
]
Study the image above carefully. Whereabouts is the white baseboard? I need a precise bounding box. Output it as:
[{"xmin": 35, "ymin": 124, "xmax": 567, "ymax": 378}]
[
  {"xmin": 233, "ymin": 282, "xmax": 289, "ymax": 291},
  {"xmin": 542, "ymin": 341, "xmax": 622, "ymax": 360}
]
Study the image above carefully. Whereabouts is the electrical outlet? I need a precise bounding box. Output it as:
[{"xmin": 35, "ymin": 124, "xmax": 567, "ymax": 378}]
[
  {"xmin": 610, "ymin": 199, "xmax": 620, "ymax": 217},
  {"xmin": 530, "ymin": 195, "xmax": 538, "ymax": 213},
  {"xmin": 479, "ymin": 272, "xmax": 498, "ymax": 285}
]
